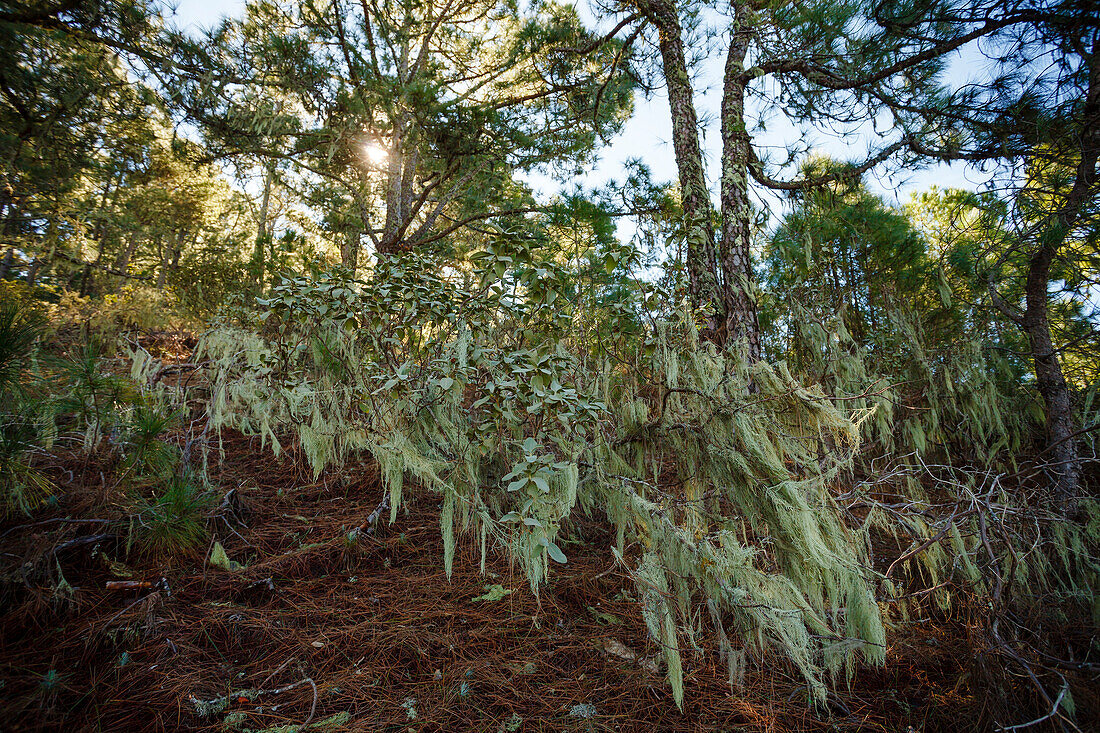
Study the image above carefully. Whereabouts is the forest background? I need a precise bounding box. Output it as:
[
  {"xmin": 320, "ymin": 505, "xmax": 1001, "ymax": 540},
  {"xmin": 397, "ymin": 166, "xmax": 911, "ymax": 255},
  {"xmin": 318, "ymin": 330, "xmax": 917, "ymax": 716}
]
[{"xmin": 0, "ymin": 0, "xmax": 1098, "ymax": 730}]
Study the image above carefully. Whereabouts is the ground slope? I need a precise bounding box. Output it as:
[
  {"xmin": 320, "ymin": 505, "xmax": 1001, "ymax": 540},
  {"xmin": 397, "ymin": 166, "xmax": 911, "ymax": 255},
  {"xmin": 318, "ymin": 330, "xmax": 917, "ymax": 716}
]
[{"xmin": 0, "ymin": 430, "xmax": 1034, "ymax": 732}]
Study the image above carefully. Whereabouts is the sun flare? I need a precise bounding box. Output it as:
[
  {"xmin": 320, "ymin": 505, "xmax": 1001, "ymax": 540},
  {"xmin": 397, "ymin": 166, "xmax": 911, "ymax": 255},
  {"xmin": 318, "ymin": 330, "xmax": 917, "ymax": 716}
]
[{"xmin": 364, "ymin": 143, "xmax": 388, "ymax": 164}]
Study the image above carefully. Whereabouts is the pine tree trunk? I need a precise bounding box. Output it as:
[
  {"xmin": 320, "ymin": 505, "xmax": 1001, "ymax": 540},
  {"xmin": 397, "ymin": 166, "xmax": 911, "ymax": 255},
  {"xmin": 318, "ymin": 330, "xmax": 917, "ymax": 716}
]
[
  {"xmin": 1024, "ymin": 245, "xmax": 1080, "ymax": 510},
  {"xmin": 78, "ymin": 262, "xmax": 93, "ymax": 296},
  {"xmin": 719, "ymin": 4, "xmax": 761, "ymax": 359},
  {"xmin": 0, "ymin": 248, "xmax": 13, "ymax": 281},
  {"xmin": 379, "ymin": 70, "xmax": 410, "ymax": 256},
  {"xmin": 636, "ymin": 0, "xmax": 722, "ymax": 332},
  {"xmin": 157, "ymin": 230, "xmax": 185, "ymax": 290},
  {"xmin": 169, "ymin": 235, "xmax": 184, "ymax": 274},
  {"xmin": 1013, "ymin": 39, "xmax": 1097, "ymax": 513},
  {"xmin": 254, "ymin": 163, "xmax": 273, "ymax": 291},
  {"xmin": 113, "ymin": 232, "xmax": 141, "ymax": 274},
  {"xmin": 341, "ymin": 228, "xmax": 360, "ymax": 274}
]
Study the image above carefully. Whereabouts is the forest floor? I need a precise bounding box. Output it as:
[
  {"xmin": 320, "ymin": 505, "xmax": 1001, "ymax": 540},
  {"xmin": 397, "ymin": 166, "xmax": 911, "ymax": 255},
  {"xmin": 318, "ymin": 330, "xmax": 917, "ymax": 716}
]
[
  {"xmin": 0, "ymin": 339, "xmax": 1086, "ymax": 732},
  {"xmin": 0, "ymin": 429, "xmax": 1002, "ymax": 733}
]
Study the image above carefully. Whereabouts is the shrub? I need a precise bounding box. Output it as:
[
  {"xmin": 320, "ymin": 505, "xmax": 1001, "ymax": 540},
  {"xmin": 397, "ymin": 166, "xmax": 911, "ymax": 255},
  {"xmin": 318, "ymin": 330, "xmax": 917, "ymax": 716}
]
[
  {"xmin": 53, "ymin": 286, "xmax": 196, "ymax": 337},
  {"xmin": 130, "ymin": 469, "xmax": 211, "ymax": 555},
  {"xmin": 201, "ymin": 249, "xmax": 886, "ymax": 706},
  {"xmin": 0, "ymin": 300, "xmax": 53, "ymax": 514}
]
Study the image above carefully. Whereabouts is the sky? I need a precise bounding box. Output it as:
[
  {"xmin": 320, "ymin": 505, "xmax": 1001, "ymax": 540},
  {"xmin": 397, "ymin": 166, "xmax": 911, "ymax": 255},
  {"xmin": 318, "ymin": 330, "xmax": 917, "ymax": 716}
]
[{"xmin": 168, "ymin": 0, "xmax": 994, "ymax": 223}]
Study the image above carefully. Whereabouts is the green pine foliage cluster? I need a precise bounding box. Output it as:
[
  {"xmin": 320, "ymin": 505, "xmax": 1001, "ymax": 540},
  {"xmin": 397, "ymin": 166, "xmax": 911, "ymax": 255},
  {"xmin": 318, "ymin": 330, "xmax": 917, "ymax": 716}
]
[
  {"xmin": 763, "ymin": 176, "xmax": 1100, "ymax": 629},
  {"xmin": 0, "ymin": 301, "xmax": 54, "ymax": 515},
  {"xmin": 0, "ymin": 314, "xmax": 210, "ymax": 554}
]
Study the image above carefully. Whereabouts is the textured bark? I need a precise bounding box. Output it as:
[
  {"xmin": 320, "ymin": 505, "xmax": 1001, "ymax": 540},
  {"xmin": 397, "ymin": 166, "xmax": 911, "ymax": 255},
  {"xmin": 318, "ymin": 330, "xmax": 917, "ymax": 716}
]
[
  {"xmin": 157, "ymin": 230, "xmax": 185, "ymax": 290},
  {"xmin": 996, "ymin": 40, "xmax": 1099, "ymax": 512},
  {"xmin": 253, "ymin": 163, "xmax": 273, "ymax": 291},
  {"xmin": 718, "ymin": 2, "xmax": 761, "ymax": 359},
  {"xmin": 169, "ymin": 236, "xmax": 183, "ymax": 273},
  {"xmin": 635, "ymin": 0, "xmax": 721, "ymax": 330},
  {"xmin": 113, "ymin": 232, "xmax": 141, "ymax": 274},
  {"xmin": 378, "ymin": 117, "xmax": 405, "ymax": 256},
  {"xmin": 0, "ymin": 248, "xmax": 13, "ymax": 280},
  {"xmin": 376, "ymin": 115, "xmax": 423, "ymax": 257},
  {"xmin": 341, "ymin": 227, "xmax": 361, "ymax": 274},
  {"xmin": 1023, "ymin": 245, "xmax": 1081, "ymax": 509},
  {"xmin": 78, "ymin": 262, "xmax": 93, "ymax": 296},
  {"xmin": 378, "ymin": 38, "xmax": 412, "ymax": 256}
]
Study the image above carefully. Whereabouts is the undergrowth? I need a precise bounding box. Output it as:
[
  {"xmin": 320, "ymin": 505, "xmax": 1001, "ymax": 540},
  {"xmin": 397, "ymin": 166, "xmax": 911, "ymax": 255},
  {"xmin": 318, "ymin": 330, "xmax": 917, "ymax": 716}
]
[
  {"xmin": 0, "ymin": 296, "xmax": 211, "ymax": 555},
  {"xmin": 2, "ymin": 240, "xmax": 1094, "ymax": 725},
  {"xmin": 197, "ymin": 245, "xmax": 1098, "ymax": 713}
]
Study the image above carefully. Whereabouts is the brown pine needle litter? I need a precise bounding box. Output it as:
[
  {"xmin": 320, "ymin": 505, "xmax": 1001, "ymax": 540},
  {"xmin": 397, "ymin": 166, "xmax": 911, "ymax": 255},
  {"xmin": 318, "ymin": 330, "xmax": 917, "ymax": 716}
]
[{"xmin": 0, "ymin": 429, "xmax": 1095, "ymax": 732}]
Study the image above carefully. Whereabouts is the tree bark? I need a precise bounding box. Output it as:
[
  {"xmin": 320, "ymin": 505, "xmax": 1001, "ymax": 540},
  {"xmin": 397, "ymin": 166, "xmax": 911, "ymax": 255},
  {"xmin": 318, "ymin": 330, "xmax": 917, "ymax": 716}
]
[
  {"xmin": 0, "ymin": 248, "xmax": 14, "ymax": 280},
  {"xmin": 341, "ymin": 227, "xmax": 360, "ymax": 275},
  {"xmin": 253, "ymin": 162, "xmax": 273, "ymax": 291},
  {"xmin": 718, "ymin": 1, "xmax": 761, "ymax": 358},
  {"xmin": 1036, "ymin": 54, "xmax": 1098, "ymax": 509},
  {"xmin": 78, "ymin": 262, "xmax": 93, "ymax": 296},
  {"xmin": 379, "ymin": 43, "xmax": 411, "ymax": 256},
  {"xmin": 635, "ymin": 0, "xmax": 722, "ymax": 332},
  {"xmin": 157, "ymin": 230, "xmax": 185, "ymax": 291},
  {"xmin": 113, "ymin": 231, "xmax": 141, "ymax": 274},
  {"xmin": 1023, "ymin": 245, "xmax": 1080, "ymax": 509},
  {"xmin": 169, "ymin": 234, "xmax": 184, "ymax": 274}
]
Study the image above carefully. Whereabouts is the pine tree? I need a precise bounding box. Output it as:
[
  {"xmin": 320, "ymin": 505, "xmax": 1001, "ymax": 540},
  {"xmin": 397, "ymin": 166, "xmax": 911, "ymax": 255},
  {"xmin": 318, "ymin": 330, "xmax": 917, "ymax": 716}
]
[
  {"xmin": 166, "ymin": 0, "xmax": 635, "ymax": 269},
  {"xmin": 598, "ymin": 0, "xmax": 1089, "ymax": 358}
]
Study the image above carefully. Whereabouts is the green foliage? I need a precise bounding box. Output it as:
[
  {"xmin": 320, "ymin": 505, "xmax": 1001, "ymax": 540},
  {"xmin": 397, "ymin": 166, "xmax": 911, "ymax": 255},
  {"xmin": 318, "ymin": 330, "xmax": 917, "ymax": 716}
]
[
  {"xmin": 203, "ymin": 245, "xmax": 886, "ymax": 705},
  {"xmin": 100, "ymin": 379, "xmax": 212, "ymax": 556},
  {"xmin": 909, "ymin": 186, "xmax": 1099, "ymax": 392},
  {"xmin": 764, "ymin": 173, "xmax": 1040, "ymax": 472},
  {"xmin": 52, "ymin": 338, "xmax": 137, "ymax": 452},
  {"xmin": 762, "ymin": 170, "xmax": 1100, "ymax": 657},
  {"xmin": 53, "ymin": 286, "xmax": 197, "ymax": 337},
  {"xmin": 0, "ymin": 418, "xmax": 54, "ymax": 516},
  {"xmin": 123, "ymin": 401, "xmax": 181, "ymax": 477},
  {"xmin": 0, "ymin": 312, "xmax": 215, "ymax": 553},
  {"xmin": 0, "ymin": 299, "xmax": 53, "ymax": 514},
  {"xmin": 132, "ymin": 469, "xmax": 211, "ymax": 556},
  {"xmin": 164, "ymin": 0, "xmax": 635, "ymax": 275},
  {"xmin": 0, "ymin": 2, "xmax": 253, "ymax": 316},
  {"xmin": 0, "ymin": 300, "xmax": 45, "ymax": 399}
]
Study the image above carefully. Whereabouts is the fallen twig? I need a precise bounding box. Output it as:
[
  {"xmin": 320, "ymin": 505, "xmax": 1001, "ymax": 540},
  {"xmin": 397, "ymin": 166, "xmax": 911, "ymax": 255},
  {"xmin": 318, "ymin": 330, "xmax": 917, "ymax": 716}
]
[{"xmin": 105, "ymin": 580, "xmax": 153, "ymax": 591}]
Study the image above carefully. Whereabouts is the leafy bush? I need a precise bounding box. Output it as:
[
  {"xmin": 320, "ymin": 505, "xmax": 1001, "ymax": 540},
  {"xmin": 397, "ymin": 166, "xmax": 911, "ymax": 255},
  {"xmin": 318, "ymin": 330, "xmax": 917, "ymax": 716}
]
[{"xmin": 202, "ymin": 248, "xmax": 886, "ymax": 705}]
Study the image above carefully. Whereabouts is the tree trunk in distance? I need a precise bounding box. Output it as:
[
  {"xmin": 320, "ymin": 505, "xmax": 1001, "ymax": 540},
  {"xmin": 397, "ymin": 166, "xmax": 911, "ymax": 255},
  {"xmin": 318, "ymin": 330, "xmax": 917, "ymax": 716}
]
[
  {"xmin": 719, "ymin": 2, "xmax": 761, "ymax": 359},
  {"xmin": 341, "ymin": 228, "xmax": 360, "ymax": 275},
  {"xmin": 254, "ymin": 163, "xmax": 273, "ymax": 292},
  {"xmin": 635, "ymin": 0, "xmax": 722, "ymax": 336}
]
